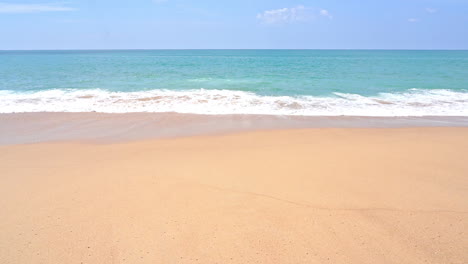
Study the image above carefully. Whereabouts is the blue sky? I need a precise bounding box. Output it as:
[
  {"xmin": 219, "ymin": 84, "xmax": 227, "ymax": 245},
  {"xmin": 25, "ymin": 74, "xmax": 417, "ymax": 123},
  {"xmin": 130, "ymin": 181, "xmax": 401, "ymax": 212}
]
[{"xmin": 0, "ymin": 0, "xmax": 467, "ymax": 49}]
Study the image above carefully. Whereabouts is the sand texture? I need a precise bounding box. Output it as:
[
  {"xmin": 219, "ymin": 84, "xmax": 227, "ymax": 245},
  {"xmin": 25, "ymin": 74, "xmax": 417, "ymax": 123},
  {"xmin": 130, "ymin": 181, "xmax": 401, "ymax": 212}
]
[{"xmin": 1, "ymin": 127, "xmax": 467, "ymax": 263}]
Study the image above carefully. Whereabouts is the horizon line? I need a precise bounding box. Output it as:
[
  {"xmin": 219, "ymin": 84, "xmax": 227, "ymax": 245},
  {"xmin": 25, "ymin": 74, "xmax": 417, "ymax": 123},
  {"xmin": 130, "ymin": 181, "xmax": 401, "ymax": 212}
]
[{"xmin": 1, "ymin": 48, "xmax": 468, "ymax": 51}]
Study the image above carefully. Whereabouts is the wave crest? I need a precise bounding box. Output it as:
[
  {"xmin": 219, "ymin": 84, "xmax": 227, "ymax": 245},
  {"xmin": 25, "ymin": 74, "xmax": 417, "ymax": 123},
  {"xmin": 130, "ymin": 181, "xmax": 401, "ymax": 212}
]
[{"xmin": 0, "ymin": 88, "xmax": 467, "ymax": 116}]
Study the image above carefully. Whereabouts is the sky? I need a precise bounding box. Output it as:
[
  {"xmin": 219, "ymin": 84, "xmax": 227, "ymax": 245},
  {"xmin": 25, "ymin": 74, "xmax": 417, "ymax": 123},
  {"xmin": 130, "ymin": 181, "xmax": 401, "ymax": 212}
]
[{"xmin": 0, "ymin": 0, "xmax": 467, "ymax": 49}]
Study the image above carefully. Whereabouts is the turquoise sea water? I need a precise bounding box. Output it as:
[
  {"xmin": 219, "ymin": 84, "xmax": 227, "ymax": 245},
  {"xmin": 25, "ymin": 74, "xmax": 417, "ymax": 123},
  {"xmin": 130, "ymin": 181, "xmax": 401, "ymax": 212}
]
[{"xmin": 1, "ymin": 50, "xmax": 467, "ymax": 116}]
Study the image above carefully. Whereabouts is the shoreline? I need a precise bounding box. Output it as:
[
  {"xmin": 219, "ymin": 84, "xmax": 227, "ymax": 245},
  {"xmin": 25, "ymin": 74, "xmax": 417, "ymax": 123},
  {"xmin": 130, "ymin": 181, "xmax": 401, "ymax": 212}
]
[{"xmin": 1, "ymin": 112, "xmax": 468, "ymax": 145}]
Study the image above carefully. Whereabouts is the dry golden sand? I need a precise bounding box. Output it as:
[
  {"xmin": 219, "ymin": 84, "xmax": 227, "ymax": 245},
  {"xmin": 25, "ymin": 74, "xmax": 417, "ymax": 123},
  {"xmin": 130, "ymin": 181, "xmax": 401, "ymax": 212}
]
[{"xmin": 0, "ymin": 127, "xmax": 467, "ymax": 264}]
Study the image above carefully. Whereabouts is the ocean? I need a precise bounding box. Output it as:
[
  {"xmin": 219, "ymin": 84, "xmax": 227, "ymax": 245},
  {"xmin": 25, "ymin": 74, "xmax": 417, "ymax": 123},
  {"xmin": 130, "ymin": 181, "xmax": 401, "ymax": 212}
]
[{"xmin": 1, "ymin": 49, "xmax": 467, "ymax": 116}]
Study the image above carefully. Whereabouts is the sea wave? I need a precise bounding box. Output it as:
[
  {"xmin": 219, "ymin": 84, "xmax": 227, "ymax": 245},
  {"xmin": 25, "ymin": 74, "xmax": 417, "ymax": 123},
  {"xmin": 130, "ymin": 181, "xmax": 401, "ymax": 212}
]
[{"xmin": 0, "ymin": 88, "xmax": 467, "ymax": 116}]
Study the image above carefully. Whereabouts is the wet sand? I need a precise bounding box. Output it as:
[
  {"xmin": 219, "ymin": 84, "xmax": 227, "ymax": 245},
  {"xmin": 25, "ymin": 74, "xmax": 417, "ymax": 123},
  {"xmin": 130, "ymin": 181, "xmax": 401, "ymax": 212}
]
[
  {"xmin": 1, "ymin": 112, "xmax": 467, "ymax": 145},
  {"xmin": 0, "ymin": 121, "xmax": 467, "ymax": 263}
]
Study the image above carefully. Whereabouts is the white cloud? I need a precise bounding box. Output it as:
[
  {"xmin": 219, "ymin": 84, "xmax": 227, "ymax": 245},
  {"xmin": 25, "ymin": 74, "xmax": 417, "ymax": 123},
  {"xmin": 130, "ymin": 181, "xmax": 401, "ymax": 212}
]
[
  {"xmin": 425, "ymin": 8, "xmax": 437, "ymax": 13},
  {"xmin": 408, "ymin": 18, "xmax": 420, "ymax": 23},
  {"xmin": 257, "ymin": 6, "xmax": 331, "ymax": 24},
  {"xmin": 0, "ymin": 2, "xmax": 75, "ymax": 13},
  {"xmin": 257, "ymin": 6, "xmax": 307, "ymax": 24},
  {"xmin": 320, "ymin": 9, "xmax": 332, "ymax": 19}
]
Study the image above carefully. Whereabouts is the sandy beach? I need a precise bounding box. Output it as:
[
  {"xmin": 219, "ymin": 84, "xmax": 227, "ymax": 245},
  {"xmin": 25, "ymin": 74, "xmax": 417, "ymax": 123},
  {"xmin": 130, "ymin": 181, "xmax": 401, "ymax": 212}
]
[
  {"xmin": 2, "ymin": 2, "xmax": 468, "ymax": 262},
  {"xmin": 0, "ymin": 117, "xmax": 467, "ymax": 263}
]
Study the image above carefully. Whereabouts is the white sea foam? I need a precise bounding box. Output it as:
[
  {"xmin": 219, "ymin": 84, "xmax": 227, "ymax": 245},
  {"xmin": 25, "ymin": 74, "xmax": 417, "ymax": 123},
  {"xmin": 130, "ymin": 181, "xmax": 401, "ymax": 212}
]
[{"xmin": 0, "ymin": 88, "xmax": 467, "ymax": 116}]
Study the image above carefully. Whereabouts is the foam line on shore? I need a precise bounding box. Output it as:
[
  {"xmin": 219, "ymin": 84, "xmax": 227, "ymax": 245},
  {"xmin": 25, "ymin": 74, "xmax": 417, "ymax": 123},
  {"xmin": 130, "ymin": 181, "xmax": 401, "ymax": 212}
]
[{"xmin": 1, "ymin": 88, "xmax": 467, "ymax": 116}]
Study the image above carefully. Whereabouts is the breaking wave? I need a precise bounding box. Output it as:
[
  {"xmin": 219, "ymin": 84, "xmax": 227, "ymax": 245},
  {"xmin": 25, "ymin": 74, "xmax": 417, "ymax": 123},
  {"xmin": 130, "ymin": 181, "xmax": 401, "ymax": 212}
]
[{"xmin": 0, "ymin": 88, "xmax": 467, "ymax": 116}]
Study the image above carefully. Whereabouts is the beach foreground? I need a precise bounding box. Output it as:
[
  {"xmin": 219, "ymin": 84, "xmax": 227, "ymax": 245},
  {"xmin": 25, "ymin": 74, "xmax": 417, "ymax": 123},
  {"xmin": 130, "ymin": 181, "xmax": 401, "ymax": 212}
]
[{"xmin": 0, "ymin": 127, "xmax": 467, "ymax": 263}]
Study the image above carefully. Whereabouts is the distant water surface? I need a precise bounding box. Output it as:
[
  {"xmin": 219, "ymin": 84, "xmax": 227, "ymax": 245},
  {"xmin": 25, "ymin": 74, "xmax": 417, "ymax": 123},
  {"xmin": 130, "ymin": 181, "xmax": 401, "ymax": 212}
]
[{"xmin": 0, "ymin": 50, "xmax": 467, "ymax": 116}]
